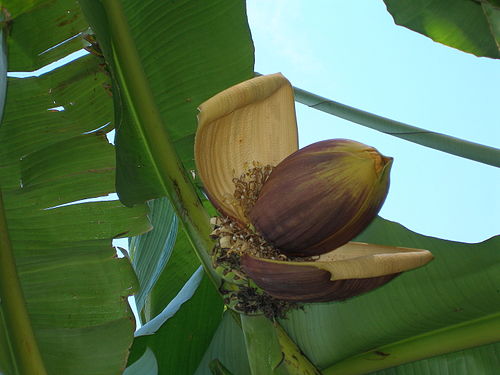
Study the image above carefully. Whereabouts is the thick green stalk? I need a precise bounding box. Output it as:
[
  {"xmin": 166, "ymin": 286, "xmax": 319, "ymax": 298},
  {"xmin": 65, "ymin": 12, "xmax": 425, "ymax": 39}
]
[
  {"xmin": 241, "ymin": 315, "xmax": 285, "ymax": 375},
  {"xmin": 323, "ymin": 312, "xmax": 500, "ymax": 375},
  {"xmin": 241, "ymin": 314, "xmax": 320, "ymax": 375},
  {"xmin": 274, "ymin": 324, "xmax": 321, "ymax": 375},
  {"xmin": 0, "ymin": 190, "xmax": 47, "ymax": 375},
  {"xmin": 291, "ymin": 83, "xmax": 500, "ymax": 168},
  {"xmin": 100, "ymin": 0, "xmax": 220, "ymax": 287}
]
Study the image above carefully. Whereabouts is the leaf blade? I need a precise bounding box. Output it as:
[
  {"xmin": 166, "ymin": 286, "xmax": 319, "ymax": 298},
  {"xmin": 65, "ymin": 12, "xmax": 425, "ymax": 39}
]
[
  {"xmin": 383, "ymin": 0, "xmax": 500, "ymax": 58},
  {"xmin": 130, "ymin": 270, "xmax": 224, "ymax": 375},
  {"xmin": 129, "ymin": 197, "xmax": 179, "ymax": 314},
  {"xmin": 0, "ymin": 6, "xmax": 150, "ymax": 372}
]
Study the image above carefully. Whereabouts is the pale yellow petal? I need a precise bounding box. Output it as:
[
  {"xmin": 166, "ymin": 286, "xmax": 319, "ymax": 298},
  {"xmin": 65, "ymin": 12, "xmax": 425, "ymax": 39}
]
[
  {"xmin": 314, "ymin": 242, "xmax": 433, "ymax": 280},
  {"xmin": 195, "ymin": 73, "xmax": 299, "ymax": 222}
]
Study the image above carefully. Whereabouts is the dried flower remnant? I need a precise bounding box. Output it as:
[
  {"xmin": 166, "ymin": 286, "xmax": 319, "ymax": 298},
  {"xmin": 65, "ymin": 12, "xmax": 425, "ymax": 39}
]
[
  {"xmin": 229, "ymin": 163, "xmax": 274, "ymax": 220},
  {"xmin": 210, "ymin": 167, "xmax": 311, "ymax": 317}
]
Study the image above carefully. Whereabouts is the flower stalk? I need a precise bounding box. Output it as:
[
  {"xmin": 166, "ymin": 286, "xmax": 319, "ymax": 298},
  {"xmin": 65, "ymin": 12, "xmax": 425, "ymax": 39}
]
[
  {"xmin": 292, "ymin": 84, "xmax": 500, "ymax": 168},
  {"xmin": 241, "ymin": 314, "xmax": 320, "ymax": 375}
]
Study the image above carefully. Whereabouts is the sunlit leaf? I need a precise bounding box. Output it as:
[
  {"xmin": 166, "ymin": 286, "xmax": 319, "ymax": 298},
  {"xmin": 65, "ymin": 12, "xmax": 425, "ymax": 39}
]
[
  {"xmin": 4, "ymin": 0, "xmax": 89, "ymax": 71},
  {"xmin": 80, "ymin": 0, "xmax": 254, "ymax": 205},
  {"xmin": 384, "ymin": 0, "xmax": 500, "ymax": 58}
]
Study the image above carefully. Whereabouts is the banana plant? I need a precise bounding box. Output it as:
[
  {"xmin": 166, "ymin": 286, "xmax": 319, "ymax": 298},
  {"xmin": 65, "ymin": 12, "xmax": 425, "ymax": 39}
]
[{"xmin": 0, "ymin": 1, "xmax": 499, "ymax": 375}]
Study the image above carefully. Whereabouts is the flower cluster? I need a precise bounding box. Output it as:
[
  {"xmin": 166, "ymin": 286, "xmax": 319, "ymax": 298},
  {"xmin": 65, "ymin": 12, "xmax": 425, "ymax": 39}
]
[{"xmin": 195, "ymin": 74, "xmax": 432, "ymax": 312}]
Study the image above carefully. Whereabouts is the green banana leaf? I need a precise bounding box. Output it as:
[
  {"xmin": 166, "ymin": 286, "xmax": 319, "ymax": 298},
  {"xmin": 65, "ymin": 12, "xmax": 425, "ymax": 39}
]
[
  {"xmin": 240, "ymin": 314, "xmax": 321, "ymax": 375},
  {"xmin": 5, "ymin": 0, "xmax": 89, "ymax": 71},
  {"xmin": 126, "ymin": 205, "xmax": 210, "ymax": 373},
  {"xmin": 383, "ymin": 0, "xmax": 500, "ymax": 58},
  {"xmin": 240, "ymin": 314, "xmax": 286, "ymax": 375},
  {"xmin": 79, "ymin": 0, "xmax": 254, "ymax": 206},
  {"xmin": 145, "ymin": 225, "xmax": 200, "ymax": 320},
  {"xmin": 195, "ymin": 312, "xmax": 250, "ymax": 375},
  {"xmin": 127, "ymin": 197, "xmax": 201, "ymax": 323},
  {"xmin": 128, "ymin": 269, "xmax": 224, "ymax": 375},
  {"xmin": 78, "ymin": 0, "xmax": 255, "ymax": 291},
  {"xmin": 77, "ymin": 2, "xmax": 255, "ymax": 372},
  {"xmin": 129, "ymin": 198, "xmax": 179, "ymax": 315},
  {"xmin": 0, "ymin": 10, "xmax": 150, "ymax": 375},
  {"xmin": 123, "ymin": 348, "xmax": 158, "ymax": 375}
]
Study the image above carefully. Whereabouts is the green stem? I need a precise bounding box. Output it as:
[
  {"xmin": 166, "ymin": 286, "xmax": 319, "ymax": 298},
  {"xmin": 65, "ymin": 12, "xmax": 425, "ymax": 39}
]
[
  {"xmin": 322, "ymin": 312, "xmax": 500, "ymax": 375},
  {"xmin": 241, "ymin": 315, "xmax": 284, "ymax": 375},
  {"xmin": 241, "ymin": 314, "xmax": 321, "ymax": 375},
  {"xmin": 285, "ymin": 79, "xmax": 500, "ymax": 168},
  {"xmin": 100, "ymin": 0, "xmax": 220, "ymax": 287},
  {"xmin": 274, "ymin": 323, "xmax": 322, "ymax": 375},
  {"xmin": 0, "ymin": 190, "xmax": 47, "ymax": 375}
]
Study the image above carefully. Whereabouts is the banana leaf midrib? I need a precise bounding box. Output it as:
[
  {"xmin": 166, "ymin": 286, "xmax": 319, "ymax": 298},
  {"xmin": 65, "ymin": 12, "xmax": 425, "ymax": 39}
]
[
  {"xmin": 322, "ymin": 295, "xmax": 500, "ymax": 374},
  {"xmin": 291, "ymin": 82, "xmax": 500, "ymax": 168}
]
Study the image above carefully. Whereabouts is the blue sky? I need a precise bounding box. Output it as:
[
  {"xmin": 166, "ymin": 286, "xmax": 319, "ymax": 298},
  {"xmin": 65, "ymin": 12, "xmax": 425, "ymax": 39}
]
[{"xmin": 247, "ymin": 1, "xmax": 499, "ymax": 243}]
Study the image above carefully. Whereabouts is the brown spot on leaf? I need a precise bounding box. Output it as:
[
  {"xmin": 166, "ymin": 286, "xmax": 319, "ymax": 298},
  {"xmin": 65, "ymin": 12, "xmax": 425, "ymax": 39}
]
[{"xmin": 57, "ymin": 12, "xmax": 79, "ymax": 27}]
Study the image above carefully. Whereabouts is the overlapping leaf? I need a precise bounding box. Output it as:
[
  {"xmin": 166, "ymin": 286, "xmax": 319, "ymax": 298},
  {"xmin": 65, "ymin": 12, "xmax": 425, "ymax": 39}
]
[
  {"xmin": 195, "ymin": 313, "xmax": 250, "ymax": 375},
  {"xmin": 280, "ymin": 217, "xmax": 500, "ymax": 374},
  {"xmin": 5, "ymin": 0, "xmax": 90, "ymax": 71},
  {"xmin": 145, "ymin": 226, "xmax": 200, "ymax": 320},
  {"xmin": 128, "ymin": 269, "xmax": 224, "ymax": 375},
  {"xmin": 117, "ymin": 0, "xmax": 254, "ymax": 203},
  {"xmin": 79, "ymin": 0, "xmax": 255, "ymax": 205},
  {"xmin": 129, "ymin": 197, "xmax": 179, "ymax": 315},
  {"xmin": 0, "ymin": 4, "xmax": 150, "ymax": 372},
  {"xmin": 77, "ymin": 2, "xmax": 254, "ymax": 373},
  {"xmin": 123, "ymin": 348, "xmax": 158, "ymax": 375},
  {"xmin": 384, "ymin": 0, "xmax": 500, "ymax": 58}
]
